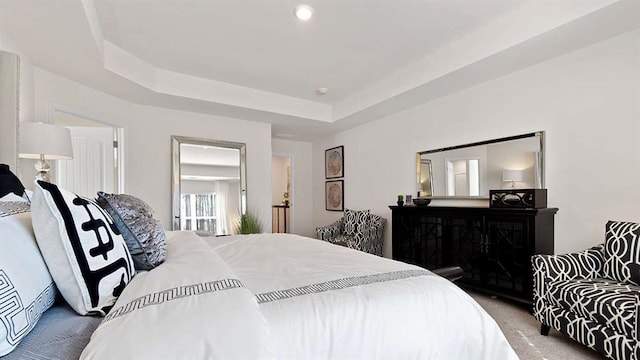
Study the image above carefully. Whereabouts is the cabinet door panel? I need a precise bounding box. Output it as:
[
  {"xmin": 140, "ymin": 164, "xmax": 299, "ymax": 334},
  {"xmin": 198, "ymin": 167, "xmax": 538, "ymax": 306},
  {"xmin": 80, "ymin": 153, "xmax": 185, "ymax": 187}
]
[
  {"xmin": 449, "ymin": 216, "xmax": 483, "ymax": 285},
  {"xmin": 392, "ymin": 212, "xmax": 445, "ymax": 269},
  {"xmin": 418, "ymin": 215, "xmax": 446, "ymax": 269},
  {"xmin": 484, "ymin": 217, "xmax": 530, "ymax": 297},
  {"xmin": 392, "ymin": 211, "xmax": 419, "ymax": 265}
]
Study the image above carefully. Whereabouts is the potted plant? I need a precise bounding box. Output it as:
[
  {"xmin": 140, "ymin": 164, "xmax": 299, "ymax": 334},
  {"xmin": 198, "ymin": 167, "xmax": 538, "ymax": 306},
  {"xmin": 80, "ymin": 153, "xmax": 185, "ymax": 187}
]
[
  {"xmin": 234, "ymin": 211, "xmax": 262, "ymax": 234},
  {"xmin": 397, "ymin": 195, "xmax": 404, "ymax": 207}
]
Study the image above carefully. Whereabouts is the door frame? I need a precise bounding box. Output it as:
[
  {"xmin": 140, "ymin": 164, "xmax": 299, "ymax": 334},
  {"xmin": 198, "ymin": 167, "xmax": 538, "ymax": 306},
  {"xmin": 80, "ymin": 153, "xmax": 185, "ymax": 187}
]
[{"xmin": 49, "ymin": 103, "xmax": 124, "ymax": 193}]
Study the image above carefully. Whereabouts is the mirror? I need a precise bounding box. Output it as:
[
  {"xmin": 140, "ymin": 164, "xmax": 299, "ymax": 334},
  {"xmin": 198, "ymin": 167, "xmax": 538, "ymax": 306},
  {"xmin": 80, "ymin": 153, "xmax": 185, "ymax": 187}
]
[
  {"xmin": 417, "ymin": 132, "xmax": 544, "ymax": 199},
  {"xmin": 172, "ymin": 136, "xmax": 247, "ymax": 235}
]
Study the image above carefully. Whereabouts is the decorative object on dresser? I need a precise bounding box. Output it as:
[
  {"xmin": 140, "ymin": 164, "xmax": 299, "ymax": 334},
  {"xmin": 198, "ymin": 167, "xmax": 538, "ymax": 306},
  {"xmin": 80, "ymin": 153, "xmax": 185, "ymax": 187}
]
[
  {"xmin": 325, "ymin": 180, "xmax": 344, "ymax": 211},
  {"xmin": 325, "ymin": 145, "xmax": 344, "ymax": 179},
  {"xmin": 532, "ymin": 221, "xmax": 640, "ymax": 360},
  {"xmin": 412, "ymin": 197, "xmax": 432, "ymax": 206},
  {"xmin": 490, "ymin": 189, "xmax": 548, "ymax": 208},
  {"xmin": 396, "ymin": 194, "xmax": 404, "ymax": 207},
  {"xmin": 316, "ymin": 209, "xmax": 385, "ymax": 256},
  {"xmin": 390, "ymin": 205, "xmax": 558, "ymax": 304}
]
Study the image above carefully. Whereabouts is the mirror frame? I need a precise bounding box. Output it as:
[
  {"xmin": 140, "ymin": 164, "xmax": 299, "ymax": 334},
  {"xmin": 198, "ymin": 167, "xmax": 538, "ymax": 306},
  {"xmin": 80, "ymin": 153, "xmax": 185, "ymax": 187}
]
[
  {"xmin": 171, "ymin": 136, "xmax": 247, "ymax": 231},
  {"xmin": 416, "ymin": 131, "xmax": 544, "ymax": 199}
]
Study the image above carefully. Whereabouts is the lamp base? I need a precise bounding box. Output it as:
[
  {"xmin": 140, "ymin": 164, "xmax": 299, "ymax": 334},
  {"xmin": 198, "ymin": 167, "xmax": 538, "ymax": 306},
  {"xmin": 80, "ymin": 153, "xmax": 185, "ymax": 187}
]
[{"xmin": 34, "ymin": 158, "xmax": 51, "ymax": 183}]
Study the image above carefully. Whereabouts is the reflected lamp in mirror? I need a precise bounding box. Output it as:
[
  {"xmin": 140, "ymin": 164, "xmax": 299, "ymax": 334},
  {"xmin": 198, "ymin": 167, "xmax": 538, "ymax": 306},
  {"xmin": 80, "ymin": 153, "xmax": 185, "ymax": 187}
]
[
  {"xmin": 19, "ymin": 122, "xmax": 73, "ymax": 182},
  {"xmin": 502, "ymin": 169, "xmax": 524, "ymax": 188}
]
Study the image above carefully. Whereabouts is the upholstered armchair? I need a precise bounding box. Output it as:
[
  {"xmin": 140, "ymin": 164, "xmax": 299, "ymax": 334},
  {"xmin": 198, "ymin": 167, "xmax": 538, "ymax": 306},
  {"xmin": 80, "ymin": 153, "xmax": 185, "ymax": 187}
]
[
  {"xmin": 316, "ymin": 209, "xmax": 385, "ymax": 256},
  {"xmin": 532, "ymin": 221, "xmax": 640, "ymax": 360}
]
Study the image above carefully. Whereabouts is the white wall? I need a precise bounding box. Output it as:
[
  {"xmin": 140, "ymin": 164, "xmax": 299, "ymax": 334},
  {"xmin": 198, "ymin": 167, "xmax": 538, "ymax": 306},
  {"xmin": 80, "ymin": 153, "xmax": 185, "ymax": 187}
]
[
  {"xmin": 313, "ymin": 29, "xmax": 640, "ymax": 256},
  {"xmin": 30, "ymin": 68, "xmax": 273, "ymax": 232},
  {"xmin": 272, "ymin": 138, "xmax": 313, "ymax": 237}
]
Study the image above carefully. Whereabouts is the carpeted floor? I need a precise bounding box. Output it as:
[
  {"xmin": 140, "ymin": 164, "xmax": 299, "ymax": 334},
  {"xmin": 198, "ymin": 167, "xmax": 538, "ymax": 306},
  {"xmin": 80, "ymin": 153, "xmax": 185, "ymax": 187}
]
[{"xmin": 468, "ymin": 291, "xmax": 606, "ymax": 360}]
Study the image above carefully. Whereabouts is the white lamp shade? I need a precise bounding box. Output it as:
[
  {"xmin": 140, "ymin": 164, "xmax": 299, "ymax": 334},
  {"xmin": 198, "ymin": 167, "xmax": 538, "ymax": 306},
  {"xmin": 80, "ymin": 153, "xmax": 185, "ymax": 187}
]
[
  {"xmin": 502, "ymin": 169, "xmax": 524, "ymax": 182},
  {"xmin": 19, "ymin": 122, "xmax": 73, "ymax": 160}
]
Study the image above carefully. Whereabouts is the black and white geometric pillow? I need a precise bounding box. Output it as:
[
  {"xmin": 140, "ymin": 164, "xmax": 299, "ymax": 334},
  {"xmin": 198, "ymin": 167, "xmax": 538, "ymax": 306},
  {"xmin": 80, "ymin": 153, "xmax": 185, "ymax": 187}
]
[
  {"xmin": 343, "ymin": 209, "xmax": 370, "ymax": 237},
  {"xmin": 31, "ymin": 181, "xmax": 135, "ymax": 316},
  {"xmin": 0, "ymin": 203, "xmax": 57, "ymax": 356},
  {"xmin": 603, "ymin": 220, "xmax": 640, "ymax": 285},
  {"xmin": 96, "ymin": 192, "xmax": 167, "ymax": 270}
]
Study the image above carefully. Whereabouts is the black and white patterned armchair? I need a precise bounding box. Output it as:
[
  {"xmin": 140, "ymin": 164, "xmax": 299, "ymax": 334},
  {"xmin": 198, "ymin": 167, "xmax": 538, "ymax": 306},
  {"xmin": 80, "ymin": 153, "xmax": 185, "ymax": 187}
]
[
  {"xmin": 315, "ymin": 209, "xmax": 385, "ymax": 256},
  {"xmin": 532, "ymin": 221, "xmax": 640, "ymax": 360}
]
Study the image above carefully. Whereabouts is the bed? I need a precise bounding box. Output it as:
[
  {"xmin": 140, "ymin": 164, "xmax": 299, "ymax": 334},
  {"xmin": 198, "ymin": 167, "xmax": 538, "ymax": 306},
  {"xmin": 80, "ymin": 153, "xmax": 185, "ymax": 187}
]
[
  {"xmin": 1, "ymin": 178, "xmax": 517, "ymax": 359},
  {"xmin": 79, "ymin": 231, "xmax": 517, "ymax": 359}
]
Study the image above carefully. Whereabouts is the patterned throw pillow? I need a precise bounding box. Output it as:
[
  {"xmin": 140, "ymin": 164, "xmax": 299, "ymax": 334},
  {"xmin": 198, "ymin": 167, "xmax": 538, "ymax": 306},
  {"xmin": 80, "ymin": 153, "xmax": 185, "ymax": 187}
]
[
  {"xmin": 0, "ymin": 202, "xmax": 57, "ymax": 356},
  {"xmin": 603, "ymin": 220, "xmax": 640, "ymax": 285},
  {"xmin": 96, "ymin": 192, "xmax": 167, "ymax": 270},
  {"xmin": 344, "ymin": 209, "xmax": 370, "ymax": 236},
  {"xmin": 30, "ymin": 181, "xmax": 135, "ymax": 316}
]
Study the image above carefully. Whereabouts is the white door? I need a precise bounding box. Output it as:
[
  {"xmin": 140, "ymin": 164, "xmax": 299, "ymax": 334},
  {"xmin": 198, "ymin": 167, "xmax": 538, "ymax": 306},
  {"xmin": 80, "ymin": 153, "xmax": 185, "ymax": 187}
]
[{"xmin": 56, "ymin": 126, "xmax": 116, "ymax": 197}]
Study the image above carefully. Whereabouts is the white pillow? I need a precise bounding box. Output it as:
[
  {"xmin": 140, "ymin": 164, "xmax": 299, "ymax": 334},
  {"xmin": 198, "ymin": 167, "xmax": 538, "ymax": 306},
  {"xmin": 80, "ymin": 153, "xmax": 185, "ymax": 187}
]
[
  {"xmin": 31, "ymin": 181, "xmax": 136, "ymax": 316},
  {"xmin": 0, "ymin": 202, "xmax": 57, "ymax": 356}
]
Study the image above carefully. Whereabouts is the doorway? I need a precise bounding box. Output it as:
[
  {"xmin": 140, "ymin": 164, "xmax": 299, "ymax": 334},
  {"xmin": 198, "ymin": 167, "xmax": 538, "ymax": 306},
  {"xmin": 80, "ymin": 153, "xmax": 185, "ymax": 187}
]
[
  {"xmin": 271, "ymin": 154, "xmax": 292, "ymax": 233},
  {"xmin": 446, "ymin": 158, "xmax": 480, "ymax": 197},
  {"xmin": 52, "ymin": 109, "xmax": 122, "ymax": 197}
]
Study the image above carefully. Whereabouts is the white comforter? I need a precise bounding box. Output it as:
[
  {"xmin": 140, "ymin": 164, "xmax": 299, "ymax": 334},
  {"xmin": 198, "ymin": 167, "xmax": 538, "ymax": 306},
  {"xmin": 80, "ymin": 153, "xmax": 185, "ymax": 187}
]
[
  {"xmin": 207, "ymin": 233, "xmax": 518, "ymax": 360},
  {"xmin": 81, "ymin": 232, "xmax": 275, "ymax": 360},
  {"xmin": 83, "ymin": 231, "xmax": 517, "ymax": 360}
]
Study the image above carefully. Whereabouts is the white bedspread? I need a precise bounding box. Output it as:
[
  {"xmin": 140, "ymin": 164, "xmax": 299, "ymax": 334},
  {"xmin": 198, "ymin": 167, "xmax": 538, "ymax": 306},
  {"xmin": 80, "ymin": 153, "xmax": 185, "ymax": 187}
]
[
  {"xmin": 82, "ymin": 232, "xmax": 517, "ymax": 359},
  {"xmin": 81, "ymin": 232, "xmax": 274, "ymax": 360},
  {"xmin": 207, "ymin": 233, "xmax": 518, "ymax": 360}
]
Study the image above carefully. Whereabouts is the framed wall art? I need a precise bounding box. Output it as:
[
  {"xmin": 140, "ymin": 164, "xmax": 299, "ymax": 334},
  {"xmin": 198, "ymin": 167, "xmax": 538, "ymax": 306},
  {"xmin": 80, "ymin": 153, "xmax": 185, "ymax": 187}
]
[
  {"xmin": 325, "ymin": 145, "xmax": 344, "ymax": 179},
  {"xmin": 325, "ymin": 180, "xmax": 344, "ymax": 211}
]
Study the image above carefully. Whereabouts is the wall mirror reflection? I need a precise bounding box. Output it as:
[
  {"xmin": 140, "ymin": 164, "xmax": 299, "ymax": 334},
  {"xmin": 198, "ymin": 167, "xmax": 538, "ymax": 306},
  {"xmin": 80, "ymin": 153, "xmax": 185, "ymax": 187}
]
[
  {"xmin": 172, "ymin": 136, "xmax": 246, "ymax": 235},
  {"xmin": 417, "ymin": 132, "xmax": 544, "ymax": 199}
]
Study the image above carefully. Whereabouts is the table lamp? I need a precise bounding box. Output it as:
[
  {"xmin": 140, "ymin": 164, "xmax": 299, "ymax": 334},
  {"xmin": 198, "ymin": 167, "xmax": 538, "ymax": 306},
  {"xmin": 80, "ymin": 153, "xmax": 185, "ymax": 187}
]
[
  {"xmin": 502, "ymin": 169, "xmax": 524, "ymax": 188},
  {"xmin": 19, "ymin": 122, "xmax": 73, "ymax": 182}
]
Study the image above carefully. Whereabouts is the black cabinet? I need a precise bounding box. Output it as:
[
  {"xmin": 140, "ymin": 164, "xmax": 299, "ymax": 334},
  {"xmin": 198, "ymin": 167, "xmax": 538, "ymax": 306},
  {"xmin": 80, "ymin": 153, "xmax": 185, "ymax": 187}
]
[{"xmin": 390, "ymin": 205, "xmax": 558, "ymax": 304}]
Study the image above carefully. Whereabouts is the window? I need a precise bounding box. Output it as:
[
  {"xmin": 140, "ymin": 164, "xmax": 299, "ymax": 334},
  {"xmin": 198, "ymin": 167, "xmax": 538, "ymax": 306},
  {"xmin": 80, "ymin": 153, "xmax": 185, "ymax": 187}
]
[{"xmin": 180, "ymin": 193, "xmax": 216, "ymax": 234}]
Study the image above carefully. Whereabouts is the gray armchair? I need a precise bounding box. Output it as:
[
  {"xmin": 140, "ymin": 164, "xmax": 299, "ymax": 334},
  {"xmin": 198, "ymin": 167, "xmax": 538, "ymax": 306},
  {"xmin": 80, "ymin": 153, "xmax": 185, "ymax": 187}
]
[{"xmin": 316, "ymin": 210, "xmax": 385, "ymax": 256}]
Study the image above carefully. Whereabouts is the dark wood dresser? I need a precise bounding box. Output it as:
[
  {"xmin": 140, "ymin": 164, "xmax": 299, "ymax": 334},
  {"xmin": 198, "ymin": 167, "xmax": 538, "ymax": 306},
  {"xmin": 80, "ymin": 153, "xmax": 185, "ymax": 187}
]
[{"xmin": 389, "ymin": 205, "xmax": 558, "ymax": 305}]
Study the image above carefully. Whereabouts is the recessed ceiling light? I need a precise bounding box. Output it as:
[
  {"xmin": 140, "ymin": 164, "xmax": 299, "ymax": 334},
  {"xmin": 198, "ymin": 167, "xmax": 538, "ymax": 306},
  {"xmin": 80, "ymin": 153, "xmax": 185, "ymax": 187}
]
[
  {"xmin": 275, "ymin": 133, "xmax": 295, "ymax": 138},
  {"xmin": 316, "ymin": 87, "xmax": 328, "ymax": 95},
  {"xmin": 293, "ymin": 5, "xmax": 314, "ymax": 21}
]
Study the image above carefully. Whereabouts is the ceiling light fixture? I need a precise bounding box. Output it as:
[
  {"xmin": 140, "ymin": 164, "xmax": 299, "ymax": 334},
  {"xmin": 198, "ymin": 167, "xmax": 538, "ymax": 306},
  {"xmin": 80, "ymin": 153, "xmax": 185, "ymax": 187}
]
[
  {"xmin": 293, "ymin": 5, "xmax": 314, "ymax": 21},
  {"xmin": 316, "ymin": 87, "xmax": 328, "ymax": 95}
]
